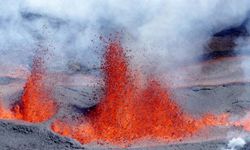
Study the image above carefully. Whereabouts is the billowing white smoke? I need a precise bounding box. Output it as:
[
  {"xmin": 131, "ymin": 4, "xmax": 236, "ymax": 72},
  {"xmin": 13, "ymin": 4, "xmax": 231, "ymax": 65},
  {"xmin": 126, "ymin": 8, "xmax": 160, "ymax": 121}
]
[
  {"xmin": 1, "ymin": 0, "xmax": 250, "ymax": 76},
  {"xmin": 223, "ymin": 137, "xmax": 246, "ymax": 150}
]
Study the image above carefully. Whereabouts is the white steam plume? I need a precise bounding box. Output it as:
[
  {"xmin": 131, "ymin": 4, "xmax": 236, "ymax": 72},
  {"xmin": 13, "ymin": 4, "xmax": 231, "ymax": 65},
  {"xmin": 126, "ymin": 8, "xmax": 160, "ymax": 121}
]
[
  {"xmin": 223, "ymin": 137, "xmax": 246, "ymax": 150},
  {"xmin": 0, "ymin": 0, "xmax": 250, "ymax": 82}
]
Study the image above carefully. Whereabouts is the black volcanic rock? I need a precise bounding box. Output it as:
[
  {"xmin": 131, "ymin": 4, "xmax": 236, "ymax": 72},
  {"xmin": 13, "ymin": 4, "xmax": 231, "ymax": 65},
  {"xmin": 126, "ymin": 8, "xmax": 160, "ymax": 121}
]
[{"xmin": 0, "ymin": 120, "xmax": 84, "ymax": 150}]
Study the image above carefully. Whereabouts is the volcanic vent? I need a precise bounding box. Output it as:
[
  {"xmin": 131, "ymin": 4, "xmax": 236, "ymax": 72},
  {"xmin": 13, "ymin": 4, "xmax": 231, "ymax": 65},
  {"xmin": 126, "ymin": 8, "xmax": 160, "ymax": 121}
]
[
  {"xmin": 51, "ymin": 40, "xmax": 228, "ymax": 146},
  {"xmin": 0, "ymin": 39, "xmax": 229, "ymax": 147},
  {"xmin": 0, "ymin": 50, "xmax": 57, "ymax": 123}
]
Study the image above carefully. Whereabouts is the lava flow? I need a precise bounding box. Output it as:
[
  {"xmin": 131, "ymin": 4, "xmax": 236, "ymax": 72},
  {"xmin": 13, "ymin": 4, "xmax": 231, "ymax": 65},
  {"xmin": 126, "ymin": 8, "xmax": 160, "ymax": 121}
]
[
  {"xmin": 0, "ymin": 52, "xmax": 57, "ymax": 123},
  {"xmin": 51, "ymin": 41, "xmax": 228, "ymax": 146}
]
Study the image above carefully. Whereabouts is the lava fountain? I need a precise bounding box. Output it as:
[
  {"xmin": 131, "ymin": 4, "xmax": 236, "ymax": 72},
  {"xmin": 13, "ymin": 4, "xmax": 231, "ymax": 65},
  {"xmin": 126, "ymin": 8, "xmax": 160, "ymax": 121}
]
[
  {"xmin": 0, "ymin": 51, "xmax": 57, "ymax": 123},
  {"xmin": 51, "ymin": 40, "xmax": 228, "ymax": 146}
]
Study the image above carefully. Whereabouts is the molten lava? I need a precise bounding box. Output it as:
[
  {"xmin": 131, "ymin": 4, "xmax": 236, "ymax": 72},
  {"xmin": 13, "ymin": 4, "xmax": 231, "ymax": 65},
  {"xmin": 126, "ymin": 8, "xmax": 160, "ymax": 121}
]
[
  {"xmin": 234, "ymin": 112, "xmax": 250, "ymax": 132},
  {"xmin": 0, "ymin": 41, "xmax": 228, "ymax": 145},
  {"xmin": 0, "ymin": 53, "xmax": 57, "ymax": 123},
  {"xmin": 0, "ymin": 101, "xmax": 15, "ymax": 119},
  {"xmin": 51, "ymin": 41, "xmax": 228, "ymax": 145}
]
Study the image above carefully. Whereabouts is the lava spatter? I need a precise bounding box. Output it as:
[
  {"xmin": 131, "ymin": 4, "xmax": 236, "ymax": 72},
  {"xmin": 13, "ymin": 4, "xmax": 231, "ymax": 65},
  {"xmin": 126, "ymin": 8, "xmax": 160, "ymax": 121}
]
[
  {"xmin": 51, "ymin": 40, "xmax": 228, "ymax": 146},
  {"xmin": 0, "ymin": 52, "xmax": 57, "ymax": 123},
  {"xmin": 0, "ymin": 101, "xmax": 15, "ymax": 119}
]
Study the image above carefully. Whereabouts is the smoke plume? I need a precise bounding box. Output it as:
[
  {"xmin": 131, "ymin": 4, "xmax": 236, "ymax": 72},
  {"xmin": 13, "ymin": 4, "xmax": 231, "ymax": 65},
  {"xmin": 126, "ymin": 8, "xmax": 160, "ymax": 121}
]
[{"xmin": 0, "ymin": 0, "xmax": 250, "ymax": 76}]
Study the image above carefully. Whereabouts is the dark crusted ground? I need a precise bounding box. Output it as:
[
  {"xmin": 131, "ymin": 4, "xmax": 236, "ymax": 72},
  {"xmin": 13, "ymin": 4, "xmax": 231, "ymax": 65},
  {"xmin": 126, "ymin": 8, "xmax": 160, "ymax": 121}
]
[
  {"xmin": 0, "ymin": 120, "xmax": 83, "ymax": 150},
  {"xmin": 0, "ymin": 120, "xmax": 229, "ymax": 150}
]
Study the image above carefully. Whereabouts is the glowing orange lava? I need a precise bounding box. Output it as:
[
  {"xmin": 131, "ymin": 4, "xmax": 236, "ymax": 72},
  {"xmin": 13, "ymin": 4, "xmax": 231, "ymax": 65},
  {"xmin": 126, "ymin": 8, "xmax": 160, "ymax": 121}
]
[
  {"xmin": 0, "ymin": 53, "xmax": 57, "ymax": 123},
  {"xmin": 234, "ymin": 112, "xmax": 250, "ymax": 131},
  {"xmin": 0, "ymin": 101, "xmax": 15, "ymax": 119},
  {"xmin": 51, "ymin": 41, "xmax": 228, "ymax": 146}
]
